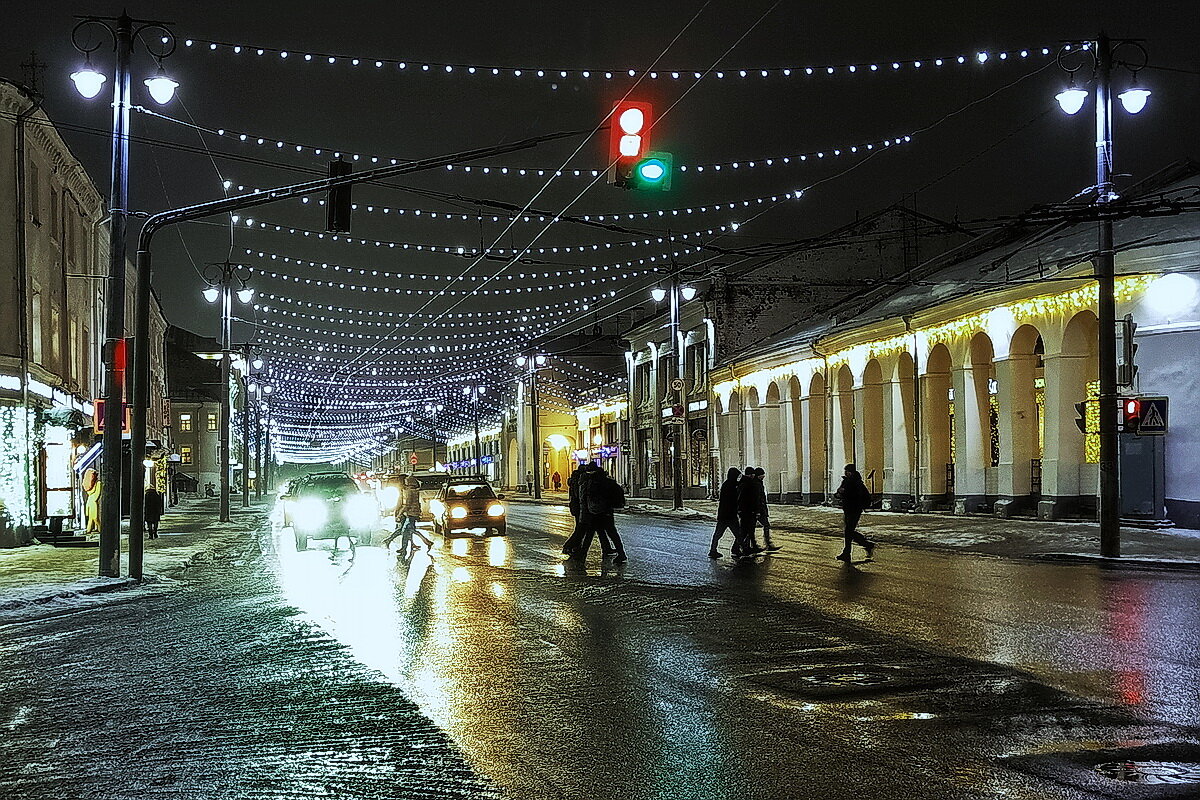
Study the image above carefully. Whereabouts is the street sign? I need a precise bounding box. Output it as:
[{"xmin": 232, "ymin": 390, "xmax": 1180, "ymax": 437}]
[
  {"xmin": 409, "ymin": 453, "xmax": 419, "ymax": 465},
  {"xmin": 92, "ymin": 400, "xmax": 130, "ymax": 434},
  {"xmin": 670, "ymin": 377, "xmax": 684, "ymax": 392},
  {"xmin": 1137, "ymin": 396, "xmax": 1168, "ymax": 435}
]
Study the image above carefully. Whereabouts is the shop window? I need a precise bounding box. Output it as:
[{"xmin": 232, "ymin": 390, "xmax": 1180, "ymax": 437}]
[
  {"xmin": 180, "ymin": 446, "xmax": 193, "ymax": 465},
  {"xmin": 207, "ymin": 413, "xmax": 218, "ymax": 431},
  {"xmin": 179, "ymin": 413, "xmax": 193, "ymax": 432}
]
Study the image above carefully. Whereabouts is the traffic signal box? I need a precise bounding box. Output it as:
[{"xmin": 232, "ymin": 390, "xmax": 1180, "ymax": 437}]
[
  {"xmin": 607, "ymin": 101, "xmax": 672, "ymax": 190},
  {"xmin": 327, "ymin": 158, "xmax": 353, "ymax": 233},
  {"xmin": 1122, "ymin": 397, "xmax": 1143, "ymax": 432}
]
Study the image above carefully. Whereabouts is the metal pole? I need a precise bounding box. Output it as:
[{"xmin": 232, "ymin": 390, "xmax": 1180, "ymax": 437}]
[
  {"xmin": 531, "ymin": 363, "xmax": 542, "ymax": 499},
  {"xmin": 1095, "ymin": 33, "xmax": 1120, "ymax": 557},
  {"xmin": 254, "ymin": 398, "xmax": 262, "ymax": 500},
  {"xmin": 473, "ymin": 393, "xmax": 481, "ymax": 473},
  {"xmin": 263, "ymin": 403, "xmax": 272, "ymax": 490},
  {"xmin": 128, "ymin": 248, "xmax": 151, "ymax": 579},
  {"xmin": 671, "ymin": 277, "xmax": 684, "ymax": 510},
  {"xmin": 219, "ymin": 281, "xmax": 231, "ymax": 522},
  {"xmin": 98, "ymin": 13, "xmax": 132, "ymax": 578},
  {"xmin": 242, "ymin": 348, "xmax": 250, "ymax": 508}
]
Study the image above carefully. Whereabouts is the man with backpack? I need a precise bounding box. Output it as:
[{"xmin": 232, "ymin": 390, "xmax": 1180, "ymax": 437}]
[{"xmin": 569, "ymin": 465, "xmax": 627, "ymax": 564}]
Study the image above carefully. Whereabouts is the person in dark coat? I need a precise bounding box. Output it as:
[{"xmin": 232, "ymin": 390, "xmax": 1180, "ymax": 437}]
[
  {"xmin": 144, "ymin": 488, "xmax": 164, "ymax": 539},
  {"xmin": 570, "ymin": 466, "xmax": 626, "ymax": 564},
  {"xmin": 834, "ymin": 463, "xmax": 876, "ymax": 561},
  {"xmin": 735, "ymin": 466, "xmax": 763, "ymax": 557},
  {"xmin": 562, "ymin": 464, "xmax": 589, "ymax": 555},
  {"xmin": 753, "ymin": 467, "xmax": 779, "ymax": 551},
  {"xmin": 708, "ymin": 467, "xmax": 744, "ymax": 558},
  {"xmin": 551, "ymin": 471, "xmax": 562, "ymax": 491}
]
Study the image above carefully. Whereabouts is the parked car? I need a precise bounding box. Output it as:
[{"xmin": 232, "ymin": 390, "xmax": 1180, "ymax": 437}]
[
  {"xmin": 285, "ymin": 472, "xmax": 379, "ymax": 550},
  {"xmin": 429, "ymin": 476, "xmax": 506, "ymax": 537}
]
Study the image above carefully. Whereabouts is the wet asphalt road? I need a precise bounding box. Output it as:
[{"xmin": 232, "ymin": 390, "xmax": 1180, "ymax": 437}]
[{"xmin": 1, "ymin": 501, "xmax": 1198, "ymax": 799}]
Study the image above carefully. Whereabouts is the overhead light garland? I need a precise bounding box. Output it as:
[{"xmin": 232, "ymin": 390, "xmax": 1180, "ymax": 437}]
[
  {"xmin": 235, "ymin": 218, "xmax": 727, "ymax": 256},
  {"xmin": 180, "ymin": 36, "xmax": 1054, "ymax": 82},
  {"xmin": 163, "ymin": 108, "xmax": 911, "ymax": 175}
]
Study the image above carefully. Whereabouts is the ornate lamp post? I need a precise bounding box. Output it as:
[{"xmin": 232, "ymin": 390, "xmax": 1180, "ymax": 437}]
[
  {"xmin": 1055, "ymin": 35, "xmax": 1151, "ymax": 558},
  {"xmin": 650, "ymin": 279, "xmax": 696, "ymax": 511},
  {"xmin": 201, "ymin": 262, "xmax": 253, "ymax": 523},
  {"xmin": 463, "ymin": 385, "xmax": 488, "ymax": 473},
  {"xmin": 71, "ymin": 13, "xmax": 177, "ymax": 578},
  {"xmin": 515, "ymin": 353, "xmax": 548, "ymax": 498}
]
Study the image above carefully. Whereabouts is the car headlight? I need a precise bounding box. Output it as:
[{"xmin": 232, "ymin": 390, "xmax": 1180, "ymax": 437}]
[
  {"xmin": 379, "ymin": 486, "xmax": 400, "ymax": 510},
  {"xmin": 345, "ymin": 495, "xmax": 378, "ymax": 528},
  {"xmin": 450, "ymin": 506, "xmax": 468, "ymax": 520},
  {"xmin": 487, "ymin": 503, "xmax": 505, "ymax": 517},
  {"xmin": 430, "ymin": 499, "xmax": 445, "ymax": 516},
  {"xmin": 295, "ymin": 498, "xmax": 327, "ymax": 529}
]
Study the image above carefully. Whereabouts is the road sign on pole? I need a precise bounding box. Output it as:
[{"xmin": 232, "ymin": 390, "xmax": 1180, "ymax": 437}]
[
  {"xmin": 409, "ymin": 453, "xmax": 419, "ymax": 466},
  {"xmin": 1137, "ymin": 396, "xmax": 1168, "ymax": 435}
]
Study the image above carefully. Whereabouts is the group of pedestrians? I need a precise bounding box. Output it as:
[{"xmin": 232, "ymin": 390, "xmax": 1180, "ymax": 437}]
[
  {"xmin": 708, "ymin": 466, "xmax": 780, "ymax": 559},
  {"xmin": 710, "ymin": 462, "xmax": 876, "ymax": 562},
  {"xmin": 382, "ymin": 475, "xmax": 434, "ymax": 561},
  {"xmin": 562, "ymin": 463, "xmax": 628, "ymax": 564}
]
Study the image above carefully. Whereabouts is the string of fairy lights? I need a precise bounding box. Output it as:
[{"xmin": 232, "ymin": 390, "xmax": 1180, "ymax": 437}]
[
  {"xmin": 201, "ymin": 33, "xmax": 1065, "ymax": 463},
  {"xmin": 145, "ymin": 105, "xmax": 914, "ymax": 176},
  {"xmin": 178, "ymin": 35, "xmax": 1057, "ymax": 82}
]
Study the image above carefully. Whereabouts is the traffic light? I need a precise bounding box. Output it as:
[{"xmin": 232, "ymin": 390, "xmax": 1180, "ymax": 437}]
[
  {"xmin": 607, "ymin": 100, "xmax": 653, "ymax": 186},
  {"xmin": 1074, "ymin": 401, "xmax": 1088, "ymax": 434},
  {"xmin": 1122, "ymin": 397, "xmax": 1143, "ymax": 432},
  {"xmin": 326, "ymin": 158, "xmax": 352, "ymax": 233},
  {"xmin": 630, "ymin": 151, "xmax": 674, "ymax": 191},
  {"xmin": 1118, "ymin": 313, "xmax": 1138, "ymax": 386}
]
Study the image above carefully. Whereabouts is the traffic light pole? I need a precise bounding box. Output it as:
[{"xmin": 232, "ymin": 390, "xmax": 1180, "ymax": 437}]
[
  {"xmin": 1094, "ymin": 34, "xmax": 1120, "ymax": 558},
  {"xmin": 123, "ymin": 129, "xmax": 589, "ymax": 567}
]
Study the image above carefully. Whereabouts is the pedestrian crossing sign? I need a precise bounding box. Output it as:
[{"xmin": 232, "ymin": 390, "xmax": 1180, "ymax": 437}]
[{"xmin": 1138, "ymin": 396, "xmax": 1168, "ymax": 435}]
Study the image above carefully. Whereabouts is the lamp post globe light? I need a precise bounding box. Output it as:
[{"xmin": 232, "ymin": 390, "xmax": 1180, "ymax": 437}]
[
  {"xmin": 650, "ymin": 279, "xmax": 696, "ymax": 511},
  {"xmin": 1054, "ymin": 35, "xmax": 1151, "ymax": 558},
  {"xmin": 71, "ymin": 14, "xmax": 178, "ymax": 579},
  {"xmin": 236, "ymin": 346, "xmax": 268, "ymax": 506},
  {"xmin": 201, "ymin": 262, "xmax": 254, "ymax": 523}
]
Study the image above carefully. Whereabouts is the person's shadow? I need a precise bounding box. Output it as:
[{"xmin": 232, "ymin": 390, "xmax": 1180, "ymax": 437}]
[{"xmin": 836, "ymin": 560, "xmax": 877, "ymax": 600}]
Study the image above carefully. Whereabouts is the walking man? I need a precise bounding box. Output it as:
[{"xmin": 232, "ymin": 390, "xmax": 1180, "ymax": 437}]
[
  {"xmin": 736, "ymin": 466, "xmax": 763, "ymax": 557},
  {"xmin": 570, "ymin": 466, "xmax": 627, "ymax": 564},
  {"xmin": 383, "ymin": 476, "xmax": 430, "ymax": 557},
  {"xmin": 834, "ymin": 463, "xmax": 876, "ymax": 562},
  {"xmin": 552, "ymin": 471, "xmax": 562, "ymax": 491},
  {"xmin": 708, "ymin": 467, "xmax": 744, "ymax": 558},
  {"xmin": 144, "ymin": 487, "xmax": 164, "ymax": 539},
  {"xmin": 753, "ymin": 467, "xmax": 780, "ymax": 551},
  {"xmin": 562, "ymin": 463, "xmax": 589, "ymax": 555}
]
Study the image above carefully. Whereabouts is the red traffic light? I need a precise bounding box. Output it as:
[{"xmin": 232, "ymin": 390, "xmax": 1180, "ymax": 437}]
[
  {"xmin": 1122, "ymin": 398, "xmax": 1143, "ymax": 427},
  {"xmin": 607, "ymin": 100, "xmax": 653, "ymax": 185}
]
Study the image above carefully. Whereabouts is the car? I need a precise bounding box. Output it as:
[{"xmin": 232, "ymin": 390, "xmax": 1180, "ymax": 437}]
[
  {"xmin": 284, "ymin": 472, "xmax": 379, "ymax": 550},
  {"xmin": 429, "ymin": 476, "xmax": 506, "ymax": 537}
]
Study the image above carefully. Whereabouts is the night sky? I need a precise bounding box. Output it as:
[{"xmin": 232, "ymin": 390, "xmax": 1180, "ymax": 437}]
[{"xmin": 5, "ymin": 1, "xmax": 1198, "ymax": 460}]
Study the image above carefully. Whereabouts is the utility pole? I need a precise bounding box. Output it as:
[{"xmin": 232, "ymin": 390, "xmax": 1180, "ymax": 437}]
[
  {"xmin": 241, "ymin": 344, "xmax": 251, "ymax": 508},
  {"xmin": 670, "ymin": 273, "xmax": 685, "ymax": 511}
]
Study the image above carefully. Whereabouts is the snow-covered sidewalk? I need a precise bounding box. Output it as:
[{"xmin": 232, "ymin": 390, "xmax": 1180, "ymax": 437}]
[
  {"xmin": 0, "ymin": 496, "xmax": 267, "ymax": 617},
  {"xmin": 512, "ymin": 493, "xmax": 1200, "ymax": 569}
]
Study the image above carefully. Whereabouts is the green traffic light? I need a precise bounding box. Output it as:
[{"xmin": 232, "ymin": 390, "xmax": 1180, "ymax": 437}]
[
  {"xmin": 637, "ymin": 158, "xmax": 667, "ymax": 182},
  {"xmin": 630, "ymin": 151, "xmax": 673, "ymax": 191}
]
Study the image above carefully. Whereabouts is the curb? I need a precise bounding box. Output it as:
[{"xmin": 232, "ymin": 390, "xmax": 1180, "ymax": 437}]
[
  {"xmin": 0, "ymin": 576, "xmax": 141, "ymax": 613},
  {"xmin": 1031, "ymin": 553, "xmax": 1200, "ymax": 571},
  {"xmin": 508, "ymin": 497, "xmax": 1200, "ymax": 571}
]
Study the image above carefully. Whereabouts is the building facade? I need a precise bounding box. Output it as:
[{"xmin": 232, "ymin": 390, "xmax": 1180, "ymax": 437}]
[
  {"xmin": 711, "ymin": 167, "xmax": 1200, "ymax": 526},
  {"xmin": 1, "ymin": 80, "xmax": 167, "ymax": 543}
]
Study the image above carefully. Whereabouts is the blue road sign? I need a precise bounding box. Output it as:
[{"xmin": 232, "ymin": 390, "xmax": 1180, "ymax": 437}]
[{"xmin": 1139, "ymin": 396, "xmax": 1168, "ymax": 435}]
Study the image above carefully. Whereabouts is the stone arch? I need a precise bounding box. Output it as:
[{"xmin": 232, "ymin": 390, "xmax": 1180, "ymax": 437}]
[
  {"xmin": 922, "ymin": 342, "xmax": 954, "ymax": 502},
  {"xmin": 719, "ymin": 389, "xmax": 743, "ymax": 473},
  {"xmin": 1042, "ymin": 311, "xmax": 1099, "ymax": 507},
  {"xmin": 861, "ymin": 359, "xmax": 885, "ymax": 496},
  {"xmin": 833, "ymin": 364, "xmax": 856, "ymax": 470},
  {"xmin": 889, "ymin": 351, "xmax": 917, "ymax": 504},
  {"xmin": 805, "ymin": 371, "xmax": 827, "ymax": 499}
]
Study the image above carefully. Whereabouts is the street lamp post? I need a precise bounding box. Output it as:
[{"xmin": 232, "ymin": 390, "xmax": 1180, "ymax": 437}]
[
  {"xmin": 425, "ymin": 402, "xmax": 445, "ymax": 468},
  {"xmin": 71, "ymin": 13, "xmax": 177, "ymax": 578},
  {"xmin": 236, "ymin": 347, "xmax": 268, "ymax": 506},
  {"xmin": 1056, "ymin": 34, "xmax": 1151, "ymax": 558},
  {"xmin": 463, "ymin": 385, "xmax": 487, "ymax": 473},
  {"xmin": 651, "ymin": 278, "xmax": 696, "ymax": 511},
  {"xmin": 201, "ymin": 262, "xmax": 253, "ymax": 523},
  {"xmin": 515, "ymin": 353, "xmax": 548, "ymax": 498}
]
